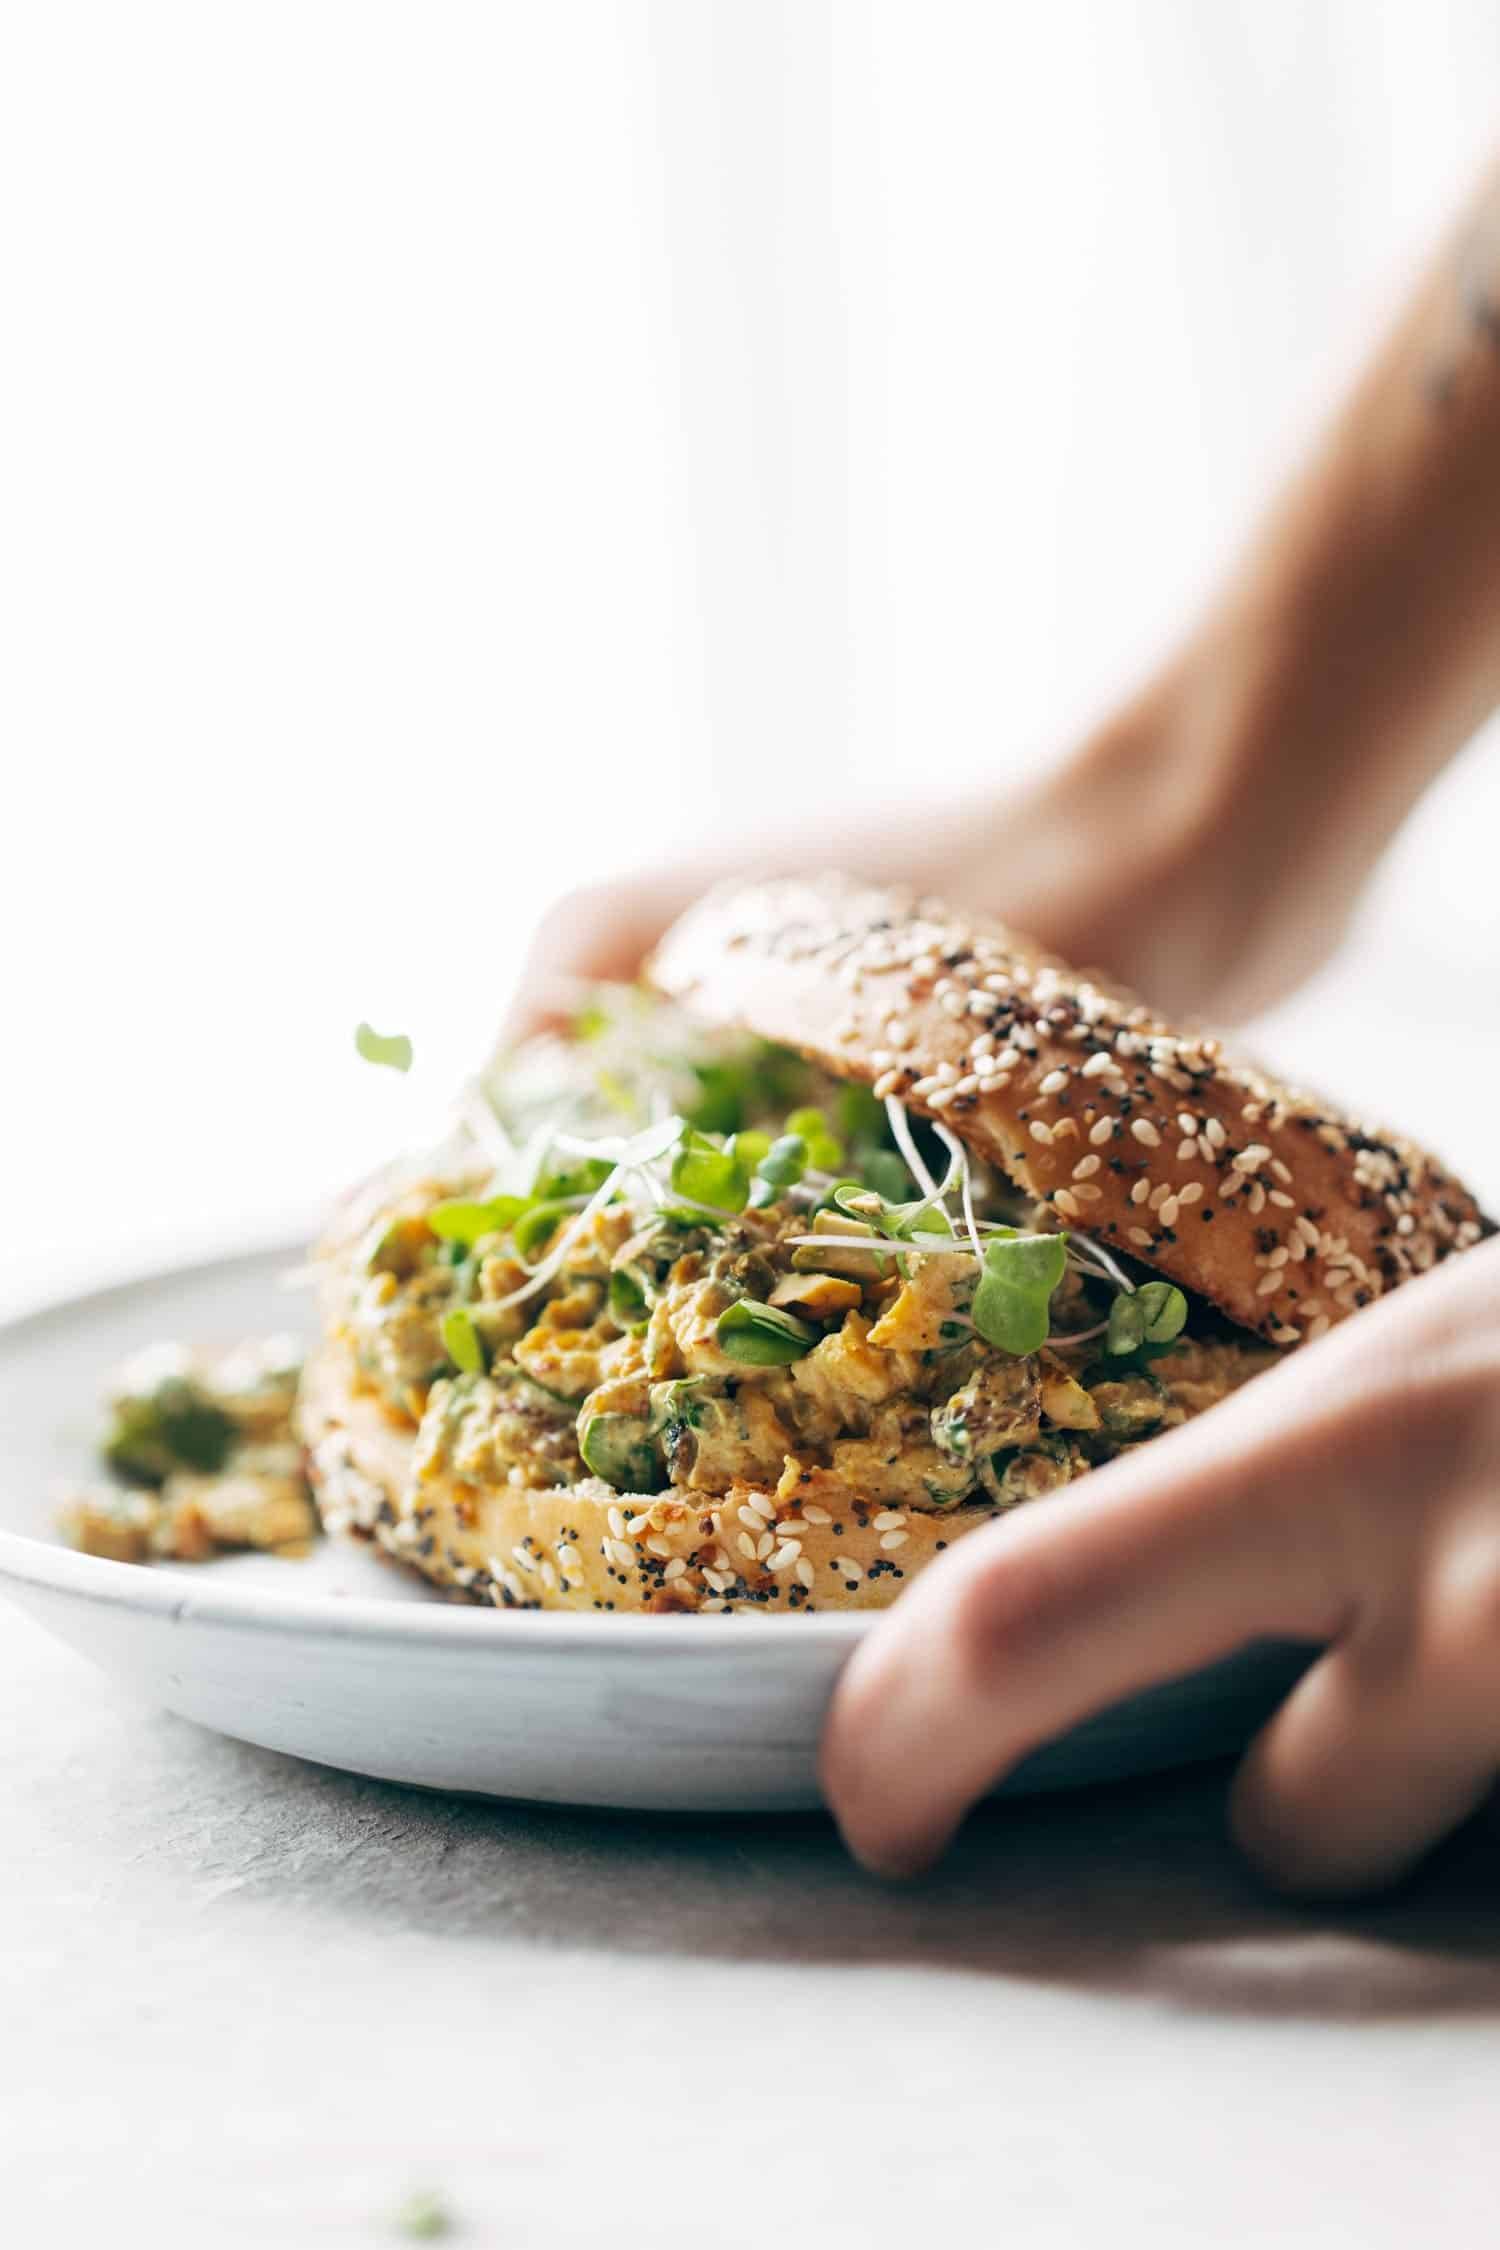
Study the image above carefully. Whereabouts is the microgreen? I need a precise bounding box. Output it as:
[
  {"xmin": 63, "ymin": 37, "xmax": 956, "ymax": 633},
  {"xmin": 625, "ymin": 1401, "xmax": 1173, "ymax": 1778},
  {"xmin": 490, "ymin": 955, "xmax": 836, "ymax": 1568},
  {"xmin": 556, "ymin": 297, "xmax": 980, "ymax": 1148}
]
[
  {"xmin": 428, "ymin": 1195, "xmax": 531, "ymax": 1249},
  {"xmin": 716, "ymin": 1298, "xmax": 818, "ymax": 1366},
  {"xmin": 513, "ymin": 1199, "xmax": 577, "ymax": 1259},
  {"xmin": 533, "ymin": 1156, "xmax": 615, "ymax": 1202},
  {"xmin": 970, "ymin": 1232, "xmax": 1070, "ymax": 1357},
  {"xmin": 1106, "ymin": 1279, "xmax": 1188, "ymax": 1359},
  {"xmin": 608, "ymin": 1265, "xmax": 651, "ymax": 1326},
  {"xmin": 749, "ymin": 1132, "xmax": 807, "ymax": 1209},
  {"xmin": 440, "ymin": 1306, "xmax": 486, "ymax": 1375},
  {"xmin": 354, "ymin": 1022, "xmax": 413, "ymax": 1073},
  {"xmin": 671, "ymin": 1130, "xmax": 751, "ymax": 1213},
  {"xmin": 785, "ymin": 1106, "xmax": 844, "ymax": 1173}
]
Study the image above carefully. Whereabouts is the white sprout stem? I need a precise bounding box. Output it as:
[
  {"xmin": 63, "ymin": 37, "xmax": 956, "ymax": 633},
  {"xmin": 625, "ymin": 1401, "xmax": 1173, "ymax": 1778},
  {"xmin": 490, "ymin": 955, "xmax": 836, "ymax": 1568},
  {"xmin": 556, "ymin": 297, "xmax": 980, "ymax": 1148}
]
[
  {"xmin": 884, "ymin": 1096, "xmax": 941, "ymax": 1202},
  {"xmin": 1066, "ymin": 1228, "xmax": 1136, "ymax": 1294},
  {"xmin": 1049, "ymin": 1319, "xmax": 1110, "ymax": 1348},
  {"xmin": 933, "ymin": 1120, "xmax": 985, "ymax": 1264},
  {"xmin": 483, "ymin": 1117, "xmax": 686, "ymax": 1313}
]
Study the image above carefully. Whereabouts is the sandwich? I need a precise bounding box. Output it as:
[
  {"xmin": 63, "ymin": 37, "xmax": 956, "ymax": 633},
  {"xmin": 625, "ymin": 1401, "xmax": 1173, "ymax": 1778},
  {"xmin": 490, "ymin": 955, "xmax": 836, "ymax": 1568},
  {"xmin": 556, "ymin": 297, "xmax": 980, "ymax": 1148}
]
[{"xmin": 297, "ymin": 875, "xmax": 1487, "ymax": 1613}]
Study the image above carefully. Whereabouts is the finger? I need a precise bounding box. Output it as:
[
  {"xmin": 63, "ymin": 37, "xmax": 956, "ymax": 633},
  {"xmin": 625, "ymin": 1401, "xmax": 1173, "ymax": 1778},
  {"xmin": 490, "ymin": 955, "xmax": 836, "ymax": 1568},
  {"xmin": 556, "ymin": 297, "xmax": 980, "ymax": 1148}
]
[
  {"xmin": 1230, "ymin": 1632, "xmax": 1498, "ymax": 1896},
  {"xmin": 502, "ymin": 872, "xmax": 703, "ymax": 1043},
  {"xmin": 821, "ymin": 1361, "xmax": 1357, "ymax": 1878}
]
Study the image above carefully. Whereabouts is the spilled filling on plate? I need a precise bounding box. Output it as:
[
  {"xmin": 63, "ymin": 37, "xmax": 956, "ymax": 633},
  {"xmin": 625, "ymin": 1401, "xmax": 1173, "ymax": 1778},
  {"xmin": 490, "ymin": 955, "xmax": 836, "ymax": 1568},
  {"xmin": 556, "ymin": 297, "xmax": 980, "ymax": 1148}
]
[{"xmin": 58, "ymin": 1337, "xmax": 316, "ymax": 1564}]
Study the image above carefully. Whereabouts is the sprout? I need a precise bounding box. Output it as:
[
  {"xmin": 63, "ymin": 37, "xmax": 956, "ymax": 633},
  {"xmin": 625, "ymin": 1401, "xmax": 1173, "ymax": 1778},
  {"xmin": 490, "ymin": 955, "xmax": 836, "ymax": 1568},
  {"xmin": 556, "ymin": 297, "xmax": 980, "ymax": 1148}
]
[
  {"xmin": 428, "ymin": 1195, "xmax": 531, "ymax": 1249},
  {"xmin": 354, "ymin": 1022, "xmax": 413, "ymax": 1073},
  {"xmin": 716, "ymin": 1299, "xmax": 818, "ymax": 1366},
  {"xmin": 970, "ymin": 1233, "xmax": 1070, "ymax": 1356},
  {"xmin": 440, "ymin": 1306, "xmax": 486, "ymax": 1375}
]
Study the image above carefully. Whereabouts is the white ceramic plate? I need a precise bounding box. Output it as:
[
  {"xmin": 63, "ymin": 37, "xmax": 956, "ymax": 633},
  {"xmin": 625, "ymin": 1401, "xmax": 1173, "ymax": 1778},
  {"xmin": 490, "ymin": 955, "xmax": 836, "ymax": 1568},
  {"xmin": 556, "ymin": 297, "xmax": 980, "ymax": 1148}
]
[{"xmin": 0, "ymin": 1246, "xmax": 1312, "ymax": 1812}]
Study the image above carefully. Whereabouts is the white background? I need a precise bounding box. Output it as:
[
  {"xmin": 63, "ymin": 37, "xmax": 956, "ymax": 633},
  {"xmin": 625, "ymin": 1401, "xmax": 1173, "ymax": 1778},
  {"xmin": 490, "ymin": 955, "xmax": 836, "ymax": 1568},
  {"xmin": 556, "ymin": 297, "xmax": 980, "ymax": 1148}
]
[{"xmin": 2, "ymin": 1, "xmax": 1498, "ymax": 1316}]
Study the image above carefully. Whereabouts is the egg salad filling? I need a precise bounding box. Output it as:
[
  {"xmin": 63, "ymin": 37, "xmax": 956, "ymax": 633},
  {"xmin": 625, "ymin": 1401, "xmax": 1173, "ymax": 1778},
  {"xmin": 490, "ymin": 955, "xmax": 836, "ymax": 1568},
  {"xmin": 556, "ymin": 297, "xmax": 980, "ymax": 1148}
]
[{"xmin": 327, "ymin": 1013, "xmax": 1273, "ymax": 1522}]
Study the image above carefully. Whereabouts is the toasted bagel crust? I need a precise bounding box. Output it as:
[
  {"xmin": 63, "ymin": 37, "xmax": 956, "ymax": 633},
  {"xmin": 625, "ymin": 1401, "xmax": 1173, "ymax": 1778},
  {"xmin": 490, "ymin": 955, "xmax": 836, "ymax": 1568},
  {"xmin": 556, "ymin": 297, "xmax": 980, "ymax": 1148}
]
[
  {"xmin": 297, "ymin": 1344, "xmax": 991, "ymax": 1614},
  {"xmin": 648, "ymin": 874, "xmax": 1488, "ymax": 1347}
]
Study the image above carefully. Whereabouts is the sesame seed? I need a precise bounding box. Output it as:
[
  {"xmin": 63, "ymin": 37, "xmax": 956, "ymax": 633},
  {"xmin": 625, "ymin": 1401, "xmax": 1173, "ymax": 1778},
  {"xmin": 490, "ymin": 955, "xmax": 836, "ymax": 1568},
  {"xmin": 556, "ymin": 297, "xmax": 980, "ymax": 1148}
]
[
  {"xmin": 1130, "ymin": 1178, "xmax": 1151, "ymax": 1205},
  {"xmin": 1306, "ymin": 1315, "xmax": 1331, "ymax": 1340},
  {"xmin": 1268, "ymin": 1189, "xmax": 1295, "ymax": 1209},
  {"xmin": 796, "ymin": 1558, "xmax": 816, "ymax": 1589},
  {"xmin": 929, "ymin": 1086, "xmax": 958, "ymax": 1110},
  {"xmin": 1217, "ymin": 1175, "xmax": 1241, "ymax": 1198},
  {"xmin": 1271, "ymin": 1324, "xmax": 1301, "ymax": 1346},
  {"xmin": 872, "ymin": 1510, "xmax": 907, "ymax": 1530},
  {"xmin": 1053, "ymin": 1188, "xmax": 1082, "ymax": 1218},
  {"xmin": 747, "ymin": 1492, "xmax": 776, "ymax": 1520},
  {"xmin": 1039, "ymin": 1068, "xmax": 1069, "ymax": 1095},
  {"xmin": 1176, "ymin": 1140, "xmax": 1197, "ymax": 1163},
  {"xmin": 802, "ymin": 1504, "xmax": 832, "ymax": 1524},
  {"xmin": 880, "ymin": 1529, "xmax": 910, "ymax": 1550},
  {"xmin": 737, "ymin": 1532, "xmax": 758, "ymax": 1561},
  {"xmin": 626, "ymin": 1511, "xmax": 652, "ymax": 1535},
  {"xmin": 663, "ymin": 1557, "xmax": 687, "ymax": 1582},
  {"xmin": 1131, "ymin": 1118, "xmax": 1162, "ymax": 1147},
  {"xmin": 1072, "ymin": 1154, "xmax": 1101, "ymax": 1180},
  {"xmin": 1029, "ymin": 1120, "xmax": 1054, "ymax": 1145},
  {"xmin": 1073, "ymin": 1181, "xmax": 1103, "ymax": 1204},
  {"xmin": 1266, "ymin": 1245, "xmax": 1290, "ymax": 1267},
  {"xmin": 608, "ymin": 1539, "xmax": 634, "ymax": 1569},
  {"xmin": 873, "ymin": 1068, "xmax": 902, "ymax": 1099},
  {"xmin": 647, "ymin": 1534, "xmax": 672, "ymax": 1559},
  {"xmin": 701, "ymin": 1597, "xmax": 730, "ymax": 1613},
  {"xmin": 1089, "ymin": 1118, "xmax": 1114, "ymax": 1147},
  {"xmin": 1158, "ymin": 1196, "xmax": 1180, "ymax": 1226},
  {"xmin": 756, "ymin": 1531, "xmax": 775, "ymax": 1561},
  {"xmin": 607, "ymin": 1506, "xmax": 625, "ymax": 1540},
  {"xmin": 1128, "ymin": 1227, "xmax": 1154, "ymax": 1248},
  {"xmin": 834, "ymin": 1557, "xmax": 864, "ymax": 1580},
  {"xmin": 1255, "ymin": 1271, "xmax": 1282, "ymax": 1296},
  {"xmin": 1176, "ymin": 1181, "xmax": 1203, "ymax": 1205},
  {"xmin": 1081, "ymin": 1052, "xmax": 1115, "ymax": 1079},
  {"xmin": 1177, "ymin": 1113, "xmax": 1199, "ymax": 1136},
  {"xmin": 1205, "ymin": 1118, "xmax": 1227, "ymax": 1149},
  {"xmin": 768, "ymin": 1541, "xmax": 802, "ymax": 1572}
]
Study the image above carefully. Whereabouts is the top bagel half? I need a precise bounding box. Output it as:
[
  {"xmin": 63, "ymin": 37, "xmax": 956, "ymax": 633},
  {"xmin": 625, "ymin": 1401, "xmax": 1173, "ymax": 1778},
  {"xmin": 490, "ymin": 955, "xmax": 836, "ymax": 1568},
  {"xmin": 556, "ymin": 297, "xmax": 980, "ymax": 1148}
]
[{"xmin": 648, "ymin": 874, "xmax": 1488, "ymax": 1348}]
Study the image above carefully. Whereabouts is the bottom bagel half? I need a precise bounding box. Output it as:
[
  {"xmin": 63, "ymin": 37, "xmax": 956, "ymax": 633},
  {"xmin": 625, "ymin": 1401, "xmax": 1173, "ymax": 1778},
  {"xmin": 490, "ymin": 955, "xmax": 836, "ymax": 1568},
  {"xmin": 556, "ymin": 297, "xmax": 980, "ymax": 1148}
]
[{"xmin": 298, "ymin": 1343, "xmax": 995, "ymax": 1615}]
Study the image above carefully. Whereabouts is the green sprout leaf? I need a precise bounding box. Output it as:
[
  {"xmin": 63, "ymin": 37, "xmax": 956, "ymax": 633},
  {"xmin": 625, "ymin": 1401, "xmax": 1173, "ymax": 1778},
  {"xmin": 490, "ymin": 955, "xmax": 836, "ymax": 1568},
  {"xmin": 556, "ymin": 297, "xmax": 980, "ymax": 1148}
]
[
  {"xmin": 608, "ymin": 1265, "xmax": 651, "ymax": 1326},
  {"xmin": 671, "ymin": 1130, "xmax": 750, "ymax": 1213},
  {"xmin": 716, "ymin": 1298, "xmax": 818, "ymax": 1366},
  {"xmin": 579, "ymin": 1411, "xmax": 660, "ymax": 1492},
  {"xmin": 533, "ymin": 1156, "xmax": 614, "ymax": 1201},
  {"xmin": 785, "ymin": 1106, "xmax": 844, "ymax": 1173},
  {"xmin": 354, "ymin": 1022, "xmax": 413, "ymax": 1073},
  {"xmin": 856, "ymin": 1147, "xmax": 912, "ymax": 1203},
  {"xmin": 971, "ymin": 1232, "xmax": 1069, "ymax": 1356},
  {"xmin": 748, "ymin": 1132, "xmax": 807, "ymax": 1209},
  {"xmin": 428, "ymin": 1195, "xmax": 531, "ymax": 1249},
  {"xmin": 440, "ymin": 1306, "xmax": 487, "ymax": 1375},
  {"xmin": 1106, "ymin": 1280, "xmax": 1188, "ymax": 1360},
  {"xmin": 513, "ymin": 1199, "xmax": 576, "ymax": 1259}
]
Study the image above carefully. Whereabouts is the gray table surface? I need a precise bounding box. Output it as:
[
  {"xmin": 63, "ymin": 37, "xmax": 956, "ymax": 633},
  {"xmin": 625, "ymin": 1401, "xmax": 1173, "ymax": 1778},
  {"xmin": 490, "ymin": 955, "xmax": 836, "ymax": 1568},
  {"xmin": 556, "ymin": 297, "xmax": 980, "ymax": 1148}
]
[{"xmin": 5, "ymin": 1601, "xmax": 1499, "ymax": 2249}]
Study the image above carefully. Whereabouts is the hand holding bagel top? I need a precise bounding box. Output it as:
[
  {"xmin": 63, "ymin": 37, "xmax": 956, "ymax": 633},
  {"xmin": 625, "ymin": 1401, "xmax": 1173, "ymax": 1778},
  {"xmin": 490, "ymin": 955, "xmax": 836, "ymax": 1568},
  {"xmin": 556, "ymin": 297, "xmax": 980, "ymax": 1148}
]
[{"xmin": 503, "ymin": 152, "xmax": 1500, "ymax": 1891}]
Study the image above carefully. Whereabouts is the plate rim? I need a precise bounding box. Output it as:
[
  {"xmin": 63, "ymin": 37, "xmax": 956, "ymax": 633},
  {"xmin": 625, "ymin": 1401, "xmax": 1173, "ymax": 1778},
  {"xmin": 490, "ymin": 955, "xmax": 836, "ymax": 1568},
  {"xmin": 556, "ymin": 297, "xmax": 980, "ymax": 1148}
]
[{"xmin": 0, "ymin": 1239, "xmax": 873, "ymax": 1657}]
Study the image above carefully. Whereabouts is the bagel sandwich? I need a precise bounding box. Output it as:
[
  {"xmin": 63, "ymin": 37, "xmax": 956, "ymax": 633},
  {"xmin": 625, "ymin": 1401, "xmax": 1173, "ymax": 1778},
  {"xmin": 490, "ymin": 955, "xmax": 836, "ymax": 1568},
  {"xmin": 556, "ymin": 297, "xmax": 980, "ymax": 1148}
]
[{"xmin": 297, "ymin": 876, "xmax": 1487, "ymax": 1614}]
